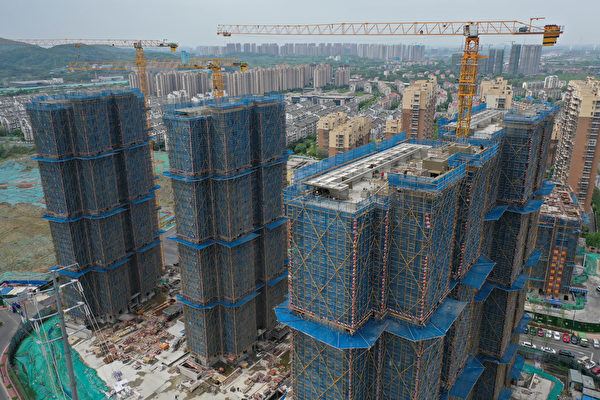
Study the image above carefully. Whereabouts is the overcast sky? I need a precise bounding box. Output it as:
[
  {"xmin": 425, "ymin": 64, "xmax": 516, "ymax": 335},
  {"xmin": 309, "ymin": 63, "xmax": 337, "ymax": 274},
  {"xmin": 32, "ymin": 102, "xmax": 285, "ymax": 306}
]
[{"xmin": 1, "ymin": 0, "xmax": 597, "ymax": 49}]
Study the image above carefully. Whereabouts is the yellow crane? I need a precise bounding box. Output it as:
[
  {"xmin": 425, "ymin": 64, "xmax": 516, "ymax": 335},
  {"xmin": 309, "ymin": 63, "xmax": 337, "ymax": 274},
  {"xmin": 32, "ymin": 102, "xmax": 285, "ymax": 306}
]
[
  {"xmin": 69, "ymin": 57, "xmax": 248, "ymax": 99},
  {"xmin": 11, "ymin": 39, "xmax": 178, "ymax": 131},
  {"xmin": 217, "ymin": 19, "xmax": 562, "ymax": 138}
]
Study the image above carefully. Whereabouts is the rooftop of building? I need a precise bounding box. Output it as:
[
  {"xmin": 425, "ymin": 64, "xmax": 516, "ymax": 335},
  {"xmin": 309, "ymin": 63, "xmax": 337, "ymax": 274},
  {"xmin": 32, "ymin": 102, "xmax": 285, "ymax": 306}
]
[
  {"xmin": 539, "ymin": 184, "xmax": 585, "ymax": 224},
  {"xmin": 301, "ymin": 140, "xmax": 486, "ymax": 203},
  {"xmin": 444, "ymin": 108, "xmax": 506, "ymax": 140},
  {"xmin": 163, "ymin": 94, "xmax": 284, "ymax": 119}
]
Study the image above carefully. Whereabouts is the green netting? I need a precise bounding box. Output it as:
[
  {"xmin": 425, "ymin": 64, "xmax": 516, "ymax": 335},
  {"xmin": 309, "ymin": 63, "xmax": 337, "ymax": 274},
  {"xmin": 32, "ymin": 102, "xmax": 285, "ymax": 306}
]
[
  {"xmin": 0, "ymin": 160, "xmax": 45, "ymax": 206},
  {"xmin": 528, "ymin": 294, "xmax": 586, "ymax": 310},
  {"xmin": 0, "ymin": 270, "xmax": 52, "ymax": 283},
  {"xmin": 521, "ymin": 364, "xmax": 563, "ymax": 400},
  {"xmin": 152, "ymin": 151, "xmax": 170, "ymax": 173},
  {"xmin": 572, "ymin": 251, "xmax": 599, "ymax": 285},
  {"xmin": 13, "ymin": 316, "xmax": 109, "ymax": 400}
]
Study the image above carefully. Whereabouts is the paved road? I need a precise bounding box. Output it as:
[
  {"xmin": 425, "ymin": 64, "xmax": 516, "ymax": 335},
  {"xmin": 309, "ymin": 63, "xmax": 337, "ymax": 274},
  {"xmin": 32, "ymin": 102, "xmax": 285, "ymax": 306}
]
[
  {"xmin": 520, "ymin": 332, "xmax": 600, "ymax": 361},
  {"xmin": 161, "ymin": 226, "xmax": 178, "ymax": 266},
  {"xmin": 0, "ymin": 309, "xmax": 23, "ymax": 400}
]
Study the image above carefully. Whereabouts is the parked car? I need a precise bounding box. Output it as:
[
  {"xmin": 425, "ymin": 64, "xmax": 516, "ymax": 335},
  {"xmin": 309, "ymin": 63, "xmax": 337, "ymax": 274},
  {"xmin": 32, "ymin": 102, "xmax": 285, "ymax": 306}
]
[
  {"xmin": 571, "ymin": 335, "xmax": 579, "ymax": 345},
  {"xmin": 546, "ymin": 329, "xmax": 552, "ymax": 338},
  {"xmin": 541, "ymin": 346, "xmax": 556, "ymax": 354},
  {"xmin": 577, "ymin": 356, "xmax": 590, "ymax": 365},
  {"xmin": 593, "ymin": 338, "xmax": 600, "ymax": 349},
  {"xmin": 521, "ymin": 341, "xmax": 536, "ymax": 349},
  {"xmin": 596, "ymin": 285, "xmax": 600, "ymax": 293},
  {"xmin": 562, "ymin": 333, "xmax": 571, "ymax": 343},
  {"xmin": 538, "ymin": 328, "xmax": 545, "ymax": 337},
  {"xmin": 559, "ymin": 349, "xmax": 575, "ymax": 358},
  {"xmin": 553, "ymin": 331, "xmax": 561, "ymax": 341},
  {"xmin": 592, "ymin": 366, "xmax": 600, "ymax": 375},
  {"xmin": 585, "ymin": 360, "xmax": 597, "ymax": 370},
  {"xmin": 580, "ymin": 338, "xmax": 590, "ymax": 347}
]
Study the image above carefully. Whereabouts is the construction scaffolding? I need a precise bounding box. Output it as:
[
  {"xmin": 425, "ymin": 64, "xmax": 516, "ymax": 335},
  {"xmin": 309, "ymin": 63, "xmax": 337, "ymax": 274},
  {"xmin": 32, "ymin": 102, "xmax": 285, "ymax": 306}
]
[
  {"xmin": 387, "ymin": 180, "xmax": 459, "ymax": 323},
  {"xmin": 164, "ymin": 94, "xmax": 287, "ymax": 360},
  {"xmin": 280, "ymin": 102, "xmax": 559, "ymax": 400},
  {"xmin": 497, "ymin": 104, "xmax": 559, "ymax": 204},
  {"xmin": 479, "ymin": 287, "xmax": 518, "ymax": 358},
  {"xmin": 27, "ymin": 90, "xmax": 162, "ymax": 321},
  {"xmin": 532, "ymin": 184, "xmax": 584, "ymax": 296}
]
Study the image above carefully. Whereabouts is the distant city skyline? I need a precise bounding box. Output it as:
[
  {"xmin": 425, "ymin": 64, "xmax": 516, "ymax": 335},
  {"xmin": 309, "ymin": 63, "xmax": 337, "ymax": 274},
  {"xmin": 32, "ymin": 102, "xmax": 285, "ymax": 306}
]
[{"xmin": 1, "ymin": 0, "xmax": 598, "ymax": 48}]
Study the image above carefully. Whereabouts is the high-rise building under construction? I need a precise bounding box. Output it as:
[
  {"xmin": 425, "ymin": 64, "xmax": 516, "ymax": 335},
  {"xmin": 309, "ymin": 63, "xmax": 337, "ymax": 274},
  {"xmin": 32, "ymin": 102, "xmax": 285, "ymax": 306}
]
[
  {"xmin": 280, "ymin": 103, "xmax": 557, "ymax": 399},
  {"xmin": 27, "ymin": 90, "xmax": 163, "ymax": 321},
  {"xmin": 163, "ymin": 94, "xmax": 288, "ymax": 361}
]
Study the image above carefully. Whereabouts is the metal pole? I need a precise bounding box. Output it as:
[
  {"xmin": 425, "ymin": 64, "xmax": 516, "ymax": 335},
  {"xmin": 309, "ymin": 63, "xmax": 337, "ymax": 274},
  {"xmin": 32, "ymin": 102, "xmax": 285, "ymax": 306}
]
[{"xmin": 53, "ymin": 272, "xmax": 79, "ymax": 400}]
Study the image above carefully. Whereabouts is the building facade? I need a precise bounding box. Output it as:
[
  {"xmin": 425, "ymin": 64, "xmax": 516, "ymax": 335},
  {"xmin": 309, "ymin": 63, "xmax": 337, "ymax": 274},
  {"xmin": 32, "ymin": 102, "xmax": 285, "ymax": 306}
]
[
  {"xmin": 401, "ymin": 77, "xmax": 437, "ymax": 139},
  {"xmin": 27, "ymin": 90, "xmax": 163, "ymax": 321},
  {"xmin": 313, "ymin": 64, "xmax": 333, "ymax": 89},
  {"xmin": 282, "ymin": 102, "xmax": 557, "ymax": 400},
  {"xmin": 317, "ymin": 112, "xmax": 348, "ymax": 152},
  {"xmin": 334, "ymin": 67, "xmax": 350, "ymax": 87},
  {"xmin": 384, "ymin": 118, "xmax": 402, "ymax": 139},
  {"xmin": 163, "ymin": 95, "xmax": 288, "ymax": 361},
  {"xmin": 480, "ymin": 77, "xmax": 513, "ymax": 110},
  {"xmin": 553, "ymin": 77, "xmax": 600, "ymax": 213},
  {"xmin": 518, "ymin": 45, "xmax": 542, "ymax": 76},
  {"xmin": 327, "ymin": 116, "xmax": 371, "ymax": 157}
]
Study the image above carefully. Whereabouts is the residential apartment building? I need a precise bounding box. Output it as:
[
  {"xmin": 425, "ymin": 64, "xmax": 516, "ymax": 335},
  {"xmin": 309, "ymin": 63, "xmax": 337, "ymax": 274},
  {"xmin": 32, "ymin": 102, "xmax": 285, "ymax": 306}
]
[
  {"xmin": 225, "ymin": 64, "xmax": 313, "ymax": 97},
  {"xmin": 317, "ymin": 112, "xmax": 347, "ymax": 152},
  {"xmin": 163, "ymin": 95, "xmax": 287, "ymax": 361},
  {"xmin": 27, "ymin": 90, "xmax": 162, "ymax": 322},
  {"xmin": 334, "ymin": 67, "xmax": 350, "ymax": 87},
  {"xmin": 518, "ymin": 45, "xmax": 542, "ymax": 76},
  {"xmin": 486, "ymin": 48, "xmax": 504, "ymax": 75},
  {"xmin": 507, "ymin": 44, "xmax": 542, "ymax": 76},
  {"xmin": 313, "ymin": 64, "xmax": 333, "ymax": 89},
  {"xmin": 327, "ymin": 116, "xmax": 371, "ymax": 156},
  {"xmin": 554, "ymin": 77, "xmax": 600, "ymax": 213},
  {"xmin": 282, "ymin": 103, "xmax": 558, "ymax": 400},
  {"xmin": 480, "ymin": 77, "xmax": 513, "ymax": 110},
  {"xmin": 384, "ymin": 118, "xmax": 402, "ymax": 139},
  {"xmin": 401, "ymin": 76, "xmax": 437, "ymax": 139},
  {"xmin": 507, "ymin": 44, "xmax": 521, "ymax": 75},
  {"xmin": 531, "ymin": 184, "xmax": 585, "ymax": 298}
]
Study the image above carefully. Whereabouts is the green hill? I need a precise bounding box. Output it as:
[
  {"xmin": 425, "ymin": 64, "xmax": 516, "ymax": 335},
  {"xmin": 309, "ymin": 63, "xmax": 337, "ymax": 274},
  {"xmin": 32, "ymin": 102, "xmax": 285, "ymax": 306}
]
[{"xmin": 0, "ymin": 39, "xmax": 178, "ymax": 83}]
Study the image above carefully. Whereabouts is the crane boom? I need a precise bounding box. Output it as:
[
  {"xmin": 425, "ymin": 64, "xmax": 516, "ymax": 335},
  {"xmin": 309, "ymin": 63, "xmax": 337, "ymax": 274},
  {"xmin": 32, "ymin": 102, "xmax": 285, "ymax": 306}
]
[
  {"xmin": 218, "ymin": 20, "xmax": 560, "ymax": 36},
  {"xmin": 11, "ymin": 38, "xmax": 178, "ymax": 49},
  {"xmin": 217, "ymin": 18, "xmax": 562, "ymax": 138}
]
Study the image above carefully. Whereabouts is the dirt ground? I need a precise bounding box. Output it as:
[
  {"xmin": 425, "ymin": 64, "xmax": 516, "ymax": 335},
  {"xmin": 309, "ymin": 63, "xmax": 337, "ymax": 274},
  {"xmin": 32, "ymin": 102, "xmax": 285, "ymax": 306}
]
[{"xmin": 0, "ymin": 202, "xmax": 55, "ymax": 273}]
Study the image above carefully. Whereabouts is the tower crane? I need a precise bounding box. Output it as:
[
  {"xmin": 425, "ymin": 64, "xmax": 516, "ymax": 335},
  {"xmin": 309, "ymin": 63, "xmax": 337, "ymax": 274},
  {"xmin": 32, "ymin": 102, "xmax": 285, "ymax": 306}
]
[
  {"xmin": 10, "ymin": 39, "xmax": 178, "ymax": 132},
  {"xmin": 69, "ymin": 57, "xmax": 247, "ymax": 99},
  {"xmin": 217, "ymin": 19, "xmax": 562, "ymax": 138}
]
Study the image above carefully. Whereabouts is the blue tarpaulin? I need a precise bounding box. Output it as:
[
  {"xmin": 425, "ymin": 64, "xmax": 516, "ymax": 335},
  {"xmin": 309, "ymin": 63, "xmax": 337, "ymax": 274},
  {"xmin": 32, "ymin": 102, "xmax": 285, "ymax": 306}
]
[
  {"xmin": 498, "ymin": 388, "xmax": 513, "ymax": 400},
  {"xmin": 461, "ymin": 255, "xmax": 495, "ymax": 290},
  {"xmin": 514, "ymin": 313, "xmax": 532, "ymax": 335},
  {"xmin": 448, "ymin": 355, "xmax": 485, "ymax": 399},
  {"xmin": 275, "ymin": 297, "xmax": 466, "ymax": 350},
  {"xmin": 508, "ymin": 355, "xmax": 525, "ymax": 379}
]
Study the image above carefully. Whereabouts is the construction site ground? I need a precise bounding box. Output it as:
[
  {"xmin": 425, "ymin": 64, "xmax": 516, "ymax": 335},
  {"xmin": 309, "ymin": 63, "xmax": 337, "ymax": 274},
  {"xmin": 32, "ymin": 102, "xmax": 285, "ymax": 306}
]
[{"xmin": 65, "ymin": 276, "xmax": 290, "ymax": 400}]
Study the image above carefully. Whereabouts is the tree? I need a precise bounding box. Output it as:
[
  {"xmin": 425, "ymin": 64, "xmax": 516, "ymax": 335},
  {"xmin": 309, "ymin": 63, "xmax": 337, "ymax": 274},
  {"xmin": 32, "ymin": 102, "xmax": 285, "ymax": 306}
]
[
  {"xmin": 585, "ymin": 232, "xmax": 600, "ymax": 248},
  {"xmin": 294, "ymin": 142, "xmax": 308, "ymax": 154}
]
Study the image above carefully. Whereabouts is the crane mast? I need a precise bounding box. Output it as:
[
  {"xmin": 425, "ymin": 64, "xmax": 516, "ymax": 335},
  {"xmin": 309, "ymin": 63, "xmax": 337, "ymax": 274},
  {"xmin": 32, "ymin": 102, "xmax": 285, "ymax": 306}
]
[{"xmin": 217, "ymin": 19, "xmax": 562, "ymax": 138}]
